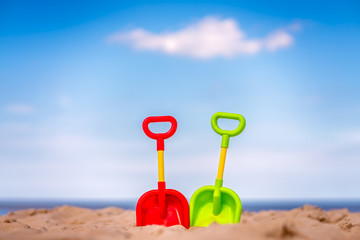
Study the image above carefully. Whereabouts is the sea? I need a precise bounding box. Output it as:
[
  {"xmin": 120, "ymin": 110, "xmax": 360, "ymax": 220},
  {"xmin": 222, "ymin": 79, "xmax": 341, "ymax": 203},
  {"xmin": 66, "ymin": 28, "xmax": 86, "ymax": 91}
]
[{"xmin": 1, "ymin": 199, "xmax": 359, "ymax": 215}]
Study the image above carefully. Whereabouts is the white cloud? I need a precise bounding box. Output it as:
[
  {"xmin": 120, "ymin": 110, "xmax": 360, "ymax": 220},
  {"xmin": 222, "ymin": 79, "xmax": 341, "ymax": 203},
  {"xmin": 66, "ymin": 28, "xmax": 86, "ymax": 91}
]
[
  {"xmin": 108, "ymin": 16, "xmax": 298, "ymax": 59},
  {"xmin": 5, "ymin": 104, "xmax": 34, "ymax": 115}
]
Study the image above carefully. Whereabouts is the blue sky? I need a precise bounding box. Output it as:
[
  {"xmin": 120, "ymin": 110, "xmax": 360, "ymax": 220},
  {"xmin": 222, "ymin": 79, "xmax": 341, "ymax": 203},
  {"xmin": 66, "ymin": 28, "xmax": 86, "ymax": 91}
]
[{"xmin": 0, "ymin": 0, "xmax": 359, "ymax": 200}]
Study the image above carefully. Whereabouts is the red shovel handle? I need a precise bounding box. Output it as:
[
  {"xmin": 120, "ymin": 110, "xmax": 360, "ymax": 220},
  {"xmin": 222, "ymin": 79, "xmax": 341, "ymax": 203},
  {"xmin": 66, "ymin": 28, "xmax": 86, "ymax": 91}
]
[{"xmin": 143, "ymin": 116, "xmax": 177, "ymax": 151}]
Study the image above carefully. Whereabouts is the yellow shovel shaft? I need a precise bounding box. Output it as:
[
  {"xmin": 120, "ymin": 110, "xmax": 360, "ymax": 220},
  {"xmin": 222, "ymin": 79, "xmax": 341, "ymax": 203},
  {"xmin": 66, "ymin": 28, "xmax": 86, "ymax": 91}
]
[
  {"xmin": 216, "ymin": 147, "xmax": 227, "ymax": 180},
  {"xmin": 158, "ymin": 150, "xmax": 165, "ymax": 182}
]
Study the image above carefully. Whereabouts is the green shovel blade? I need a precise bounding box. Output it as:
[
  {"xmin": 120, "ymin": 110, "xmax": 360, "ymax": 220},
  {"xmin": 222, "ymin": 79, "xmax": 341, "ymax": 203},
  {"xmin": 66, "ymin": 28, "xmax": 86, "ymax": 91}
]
[{"xmin": 190, "ymin": 180, "xmax": 242, "ymax": 227}]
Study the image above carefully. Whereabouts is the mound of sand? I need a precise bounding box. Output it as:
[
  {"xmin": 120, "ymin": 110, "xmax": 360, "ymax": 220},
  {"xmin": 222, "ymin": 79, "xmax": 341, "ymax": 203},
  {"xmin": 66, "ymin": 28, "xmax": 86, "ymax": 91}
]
[{"xmin": 0, "ymin": 205, "xmax": 359, "ymax": 240}]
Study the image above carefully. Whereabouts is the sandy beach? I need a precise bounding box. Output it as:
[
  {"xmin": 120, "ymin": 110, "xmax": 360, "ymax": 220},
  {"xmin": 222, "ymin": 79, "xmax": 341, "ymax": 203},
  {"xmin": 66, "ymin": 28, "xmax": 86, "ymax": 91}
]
[{"xmin": 0, "ymin": 205, "xmax": 359, "ymax": 240}]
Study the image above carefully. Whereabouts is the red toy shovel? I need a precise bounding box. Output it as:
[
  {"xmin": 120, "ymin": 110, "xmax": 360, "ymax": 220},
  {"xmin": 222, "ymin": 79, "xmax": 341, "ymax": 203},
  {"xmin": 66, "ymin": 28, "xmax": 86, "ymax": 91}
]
[{"xmin": 136, "ymin": 116, "xmax": 189, "ymax": 229}]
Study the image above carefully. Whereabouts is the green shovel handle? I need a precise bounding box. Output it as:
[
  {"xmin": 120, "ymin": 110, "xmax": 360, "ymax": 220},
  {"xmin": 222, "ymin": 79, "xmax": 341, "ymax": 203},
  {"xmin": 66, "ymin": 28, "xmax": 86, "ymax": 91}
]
[{"xmin": 211, "ymin": 112, "xmax": 246, "ymax": 148}]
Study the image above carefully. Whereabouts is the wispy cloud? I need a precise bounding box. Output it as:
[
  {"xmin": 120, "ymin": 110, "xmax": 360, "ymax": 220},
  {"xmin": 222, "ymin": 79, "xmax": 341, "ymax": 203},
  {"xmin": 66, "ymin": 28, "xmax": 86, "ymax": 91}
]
[
  {"xmin": 5, "ymin": 104, "xmax": 34, "ymax": 115},
  {"xmin": 0, "ymin": 132, "xmax": 153, "ymax": 198},
  {"xmin": 0, "ymin": 122, "xmax": 31, "ymax": 133},
  {"xmin": 265, "ymin": 30, "xmax": 293, "ymax": 51},
  {"xmin": 58, "ymin": 95, "xmax": 72, "ymax": 108},
  {"xmin": 108, "ymin": 16, "xmax": 299, "ymax": 59}
]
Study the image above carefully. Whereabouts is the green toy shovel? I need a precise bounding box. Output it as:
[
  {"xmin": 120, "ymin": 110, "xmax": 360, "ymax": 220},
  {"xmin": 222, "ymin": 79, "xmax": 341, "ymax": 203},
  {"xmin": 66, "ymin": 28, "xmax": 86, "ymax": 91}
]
[{"xmin": 190, "ymin": 112, "xmax": 246, "ymax": 227}]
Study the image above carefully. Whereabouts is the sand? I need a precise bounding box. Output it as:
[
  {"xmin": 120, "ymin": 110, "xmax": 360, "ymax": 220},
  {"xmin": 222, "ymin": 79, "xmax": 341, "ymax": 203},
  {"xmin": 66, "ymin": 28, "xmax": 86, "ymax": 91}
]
[{"xmin": 0, "ymin": 205, "xmax": 360, "ymax": 240}]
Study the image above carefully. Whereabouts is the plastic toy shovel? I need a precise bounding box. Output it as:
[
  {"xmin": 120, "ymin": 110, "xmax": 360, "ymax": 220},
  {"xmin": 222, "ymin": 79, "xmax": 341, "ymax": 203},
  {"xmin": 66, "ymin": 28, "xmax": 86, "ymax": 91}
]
[
  {"xmin": 136, "ymin": 116, "xmax": 189, "ymax": 229},
  {"xmin": 190, "ymin": 112, "xmax": 246, "ymax": 227}
]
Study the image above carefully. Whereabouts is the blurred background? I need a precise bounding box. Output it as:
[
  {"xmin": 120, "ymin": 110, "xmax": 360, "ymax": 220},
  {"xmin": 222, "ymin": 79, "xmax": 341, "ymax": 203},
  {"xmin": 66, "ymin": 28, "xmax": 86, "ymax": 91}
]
[{"xmin": 0, "ymin": 0, "xmax": 359, "ymax": 212}]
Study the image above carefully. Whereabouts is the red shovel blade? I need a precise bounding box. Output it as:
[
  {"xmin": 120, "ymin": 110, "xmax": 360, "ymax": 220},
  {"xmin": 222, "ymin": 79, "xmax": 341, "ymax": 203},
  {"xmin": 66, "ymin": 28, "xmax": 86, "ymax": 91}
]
[{"xmin": 136, "ymin": 182, "xmax": 189, "ymax": 229}]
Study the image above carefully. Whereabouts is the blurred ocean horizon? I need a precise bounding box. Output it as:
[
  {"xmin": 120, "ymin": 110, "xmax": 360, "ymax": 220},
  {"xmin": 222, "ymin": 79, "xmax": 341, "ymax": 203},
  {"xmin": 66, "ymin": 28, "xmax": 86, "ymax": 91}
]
[{"xmin": 1, "ymin": 198, "xmax": 359, "ymax": 216}]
